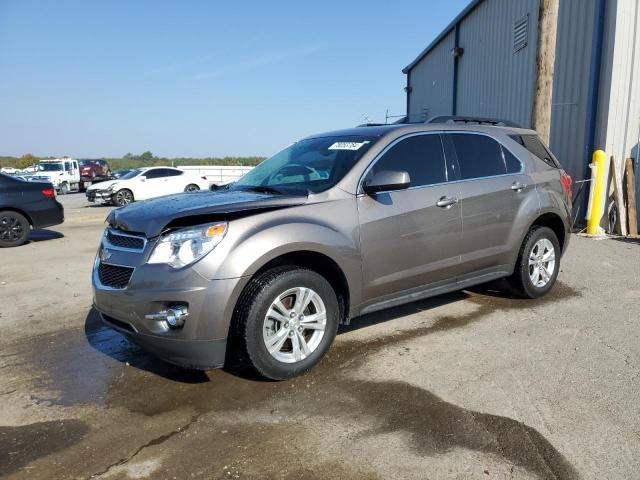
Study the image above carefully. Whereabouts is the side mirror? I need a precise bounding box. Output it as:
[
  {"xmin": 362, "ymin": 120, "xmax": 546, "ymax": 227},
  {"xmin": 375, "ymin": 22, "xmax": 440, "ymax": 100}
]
[
  {"xmin": 363, "ymin": 170, "xmax": 411, "ymax": 194},
  {"xmin": 139, "ymin": 176, "xmax": 146, "ymax": 182}
]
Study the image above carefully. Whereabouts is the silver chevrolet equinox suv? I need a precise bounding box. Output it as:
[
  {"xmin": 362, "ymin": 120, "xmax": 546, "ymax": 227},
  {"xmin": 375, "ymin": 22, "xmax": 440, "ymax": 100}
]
[{"xmin": 92, "ymin": 117, "xmax": 573, "ymax": 380}]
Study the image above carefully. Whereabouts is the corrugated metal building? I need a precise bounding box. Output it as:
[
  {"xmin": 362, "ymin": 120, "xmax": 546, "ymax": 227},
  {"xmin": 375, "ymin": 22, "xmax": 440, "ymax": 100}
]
[{"xmin": 404, "ymin": 0, "xmax": 640, "ymax": 227}]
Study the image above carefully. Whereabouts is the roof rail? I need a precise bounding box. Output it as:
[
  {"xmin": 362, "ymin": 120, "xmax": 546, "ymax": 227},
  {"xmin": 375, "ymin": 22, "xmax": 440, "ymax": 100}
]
[
  {"xmin": 356, "ymin": 123, "xmax": 388, "ymax": 127},
  {"xmin": 426, "ymin": 116, "xmax": 522, "ymax": 128}
]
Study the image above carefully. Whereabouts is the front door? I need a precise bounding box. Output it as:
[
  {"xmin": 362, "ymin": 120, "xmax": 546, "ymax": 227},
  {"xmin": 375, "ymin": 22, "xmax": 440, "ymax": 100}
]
[{"xmin": 358, "ymin": 133, "xmax": 463, "ymax": 302}]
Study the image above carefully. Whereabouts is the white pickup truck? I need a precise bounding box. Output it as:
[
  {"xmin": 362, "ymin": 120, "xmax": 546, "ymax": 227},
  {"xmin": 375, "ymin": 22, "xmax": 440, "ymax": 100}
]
[{"xmin": 27, "ymin": 158, "xmax": 81, "ymax": 194}]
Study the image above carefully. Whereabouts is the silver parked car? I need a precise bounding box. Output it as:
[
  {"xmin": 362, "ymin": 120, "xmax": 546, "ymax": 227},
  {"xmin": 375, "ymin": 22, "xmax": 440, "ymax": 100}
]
[{"xmin": 92, "ymin": 117, "xmax": 573, "ymax": 380}]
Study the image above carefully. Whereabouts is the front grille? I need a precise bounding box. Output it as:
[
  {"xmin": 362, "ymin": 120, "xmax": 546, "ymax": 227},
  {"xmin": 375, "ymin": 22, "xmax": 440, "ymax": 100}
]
[
  {"xmin": 106, "ymin": 230, "xmax": 145, "ymax": 250},
  {"xmin": 98, "ymin": 263, "xmax": 134, "ymax": 289}
]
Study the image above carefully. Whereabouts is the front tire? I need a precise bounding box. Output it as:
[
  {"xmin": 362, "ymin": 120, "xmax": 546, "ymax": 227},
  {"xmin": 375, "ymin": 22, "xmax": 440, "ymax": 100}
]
[
  {"xmin": 507, "ymin": 226, "xmax": 560, "ymax": 298},
  {"xmin": 59, "ymin": 183, "xmax": 69, "ymax": 195},
  {"xmin": 112, "ymin": 188, "xmax": 134, "ymax": 207},
  {"xmin": 230, "ymin": 266, "xmax": 339, "ymax": 380},
  {"xmin": 185, "ymin": 184, "xmax": 200, "ymax": 192},
  {"xmin": 0, "ymin": 211, "xmax": 30, "ymax": 247}
]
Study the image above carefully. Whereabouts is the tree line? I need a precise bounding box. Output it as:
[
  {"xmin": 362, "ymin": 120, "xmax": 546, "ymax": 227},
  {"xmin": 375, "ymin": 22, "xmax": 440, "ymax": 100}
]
[{"xmin": 0, "ymin": 152, "xmax": 266, "ymax": 170}]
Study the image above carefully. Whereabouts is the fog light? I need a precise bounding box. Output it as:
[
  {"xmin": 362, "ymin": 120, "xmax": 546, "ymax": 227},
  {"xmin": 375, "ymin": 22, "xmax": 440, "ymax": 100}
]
[
  {"xmin": 145, "ymin": 305, "xmax": 188, "ymax": 329},
  {"xmin": 166, "ymin": 306, "xmax": 188, "ymax": 329}
]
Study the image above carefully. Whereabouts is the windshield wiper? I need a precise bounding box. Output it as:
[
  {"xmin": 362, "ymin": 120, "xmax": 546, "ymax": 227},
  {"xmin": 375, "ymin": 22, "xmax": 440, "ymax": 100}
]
[{"xmin": 236, "ymin": 185, "xmax": 286, "ymax": 195}]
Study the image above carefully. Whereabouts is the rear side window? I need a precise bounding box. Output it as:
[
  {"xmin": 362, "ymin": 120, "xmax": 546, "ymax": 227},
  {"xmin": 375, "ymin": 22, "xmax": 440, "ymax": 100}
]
[
  {"xmin": 144, "ymin": 169, "xmax": 167, "ymax": 179},
  {"xmin": 447, "ymin": 134, "xmax": 507, "ymax": 180},
  {"xmin": 510, "ymin": 134, "xmax": 559, "ymax": 167},
  {"xmin": 371, "ymin": 134, "xmax": 447, "ymax": 188}
]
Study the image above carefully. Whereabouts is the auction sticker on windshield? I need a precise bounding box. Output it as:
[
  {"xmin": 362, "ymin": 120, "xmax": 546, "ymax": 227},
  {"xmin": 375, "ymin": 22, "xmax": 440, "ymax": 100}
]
[{"xmin": 328, "ymin": 141, "xmax": 368, "ymax": 151}]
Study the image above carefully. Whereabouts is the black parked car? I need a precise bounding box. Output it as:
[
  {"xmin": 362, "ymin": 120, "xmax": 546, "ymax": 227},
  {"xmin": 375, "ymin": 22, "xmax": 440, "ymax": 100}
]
[{"xmin": 0, "ymin": 173, "xmax": 64, "ymax": 247}]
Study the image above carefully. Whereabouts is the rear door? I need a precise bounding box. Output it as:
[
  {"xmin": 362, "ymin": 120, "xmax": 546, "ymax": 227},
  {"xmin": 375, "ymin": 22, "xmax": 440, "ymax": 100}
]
[
  {"xmin": 163, "ymin": 168, "xmax": 187, "ymax": 193},
  {"xmin": 136, "ymin": 168, "xmax": 172, "ymax": 199},
  {"xmin": 443, "ymin": 132, "xmax": 534, "ymax": 275},
  {"xmin": 357, "ymin": 133, "xmax": 463, "ymax": 301}
]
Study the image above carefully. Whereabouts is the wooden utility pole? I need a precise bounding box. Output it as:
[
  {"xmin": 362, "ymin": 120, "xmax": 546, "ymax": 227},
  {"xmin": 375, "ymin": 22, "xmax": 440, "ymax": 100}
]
[{"xmin": 532, "ymin": 0, "xmax": 559, "ymax": 144}]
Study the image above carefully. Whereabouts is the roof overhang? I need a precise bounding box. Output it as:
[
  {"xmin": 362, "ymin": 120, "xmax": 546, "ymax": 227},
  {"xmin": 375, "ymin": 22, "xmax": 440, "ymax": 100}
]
[{"xmin": 402, "ymin": 0, "xmax": 485, "ymax": 74}]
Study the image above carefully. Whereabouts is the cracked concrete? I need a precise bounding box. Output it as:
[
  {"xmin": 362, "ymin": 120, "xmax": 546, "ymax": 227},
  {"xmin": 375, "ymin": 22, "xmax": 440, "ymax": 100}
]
[{"xmin": 0, "ymin": 194, "xmax": 639, "ymax": 479}]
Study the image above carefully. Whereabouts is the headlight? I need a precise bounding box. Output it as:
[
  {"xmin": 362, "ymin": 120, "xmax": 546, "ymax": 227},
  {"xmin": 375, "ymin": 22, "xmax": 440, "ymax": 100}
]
[{"xmin": 147, "ymin": 222, "xmax": 228, "ymax": 268}]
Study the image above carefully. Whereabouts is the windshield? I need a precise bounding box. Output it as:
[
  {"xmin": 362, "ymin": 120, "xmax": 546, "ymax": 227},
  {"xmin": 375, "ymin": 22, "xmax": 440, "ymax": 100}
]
[
  {"xmin": 120, "ymin": 168, "xmax": 143, "ymax": 180},
  {"xmin": 232, "ymin": 135, "xmax": 377, "ymax": 194},
  {"xmin": 38, "ymin": 163, "xmax": 63, "ymax": 172}
]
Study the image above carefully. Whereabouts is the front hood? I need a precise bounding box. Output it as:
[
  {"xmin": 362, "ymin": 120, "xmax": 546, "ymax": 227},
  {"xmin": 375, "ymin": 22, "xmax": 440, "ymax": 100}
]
[
  {"xmin": 107, "ymin": 189, "xmax": 308, "ymax": 237},
  {"xmin": 88, "ymin": 179, "xmax": 120, "ymax": 191}
]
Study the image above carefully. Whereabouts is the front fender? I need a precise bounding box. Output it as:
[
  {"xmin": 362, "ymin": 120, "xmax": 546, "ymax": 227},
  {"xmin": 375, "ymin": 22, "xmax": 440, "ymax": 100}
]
[{"xmin": 193, "ymin": 199, "xmax": 363, "ymax": 309}]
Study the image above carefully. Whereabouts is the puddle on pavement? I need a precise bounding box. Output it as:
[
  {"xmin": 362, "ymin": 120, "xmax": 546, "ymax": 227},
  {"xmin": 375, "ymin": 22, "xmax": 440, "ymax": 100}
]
[
  {"xmin": 9, "ymin": 281, "xmax": 580, "ymax": 479},
  {"xmin": 0, "ymin": 420, "xmax": 89, "ymax": 477}
]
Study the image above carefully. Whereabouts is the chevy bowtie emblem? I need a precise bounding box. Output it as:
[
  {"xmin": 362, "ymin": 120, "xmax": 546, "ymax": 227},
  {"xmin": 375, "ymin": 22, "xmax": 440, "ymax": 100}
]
[{"xmin": 100, "ymin": 249, "xmax": 112, "ymax": 261}]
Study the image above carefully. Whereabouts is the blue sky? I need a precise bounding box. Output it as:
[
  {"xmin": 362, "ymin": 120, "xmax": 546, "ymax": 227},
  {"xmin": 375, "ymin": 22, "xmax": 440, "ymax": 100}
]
[{"xmin": 0, "ymin": 0, "xmax": 469, "ymax": 158}]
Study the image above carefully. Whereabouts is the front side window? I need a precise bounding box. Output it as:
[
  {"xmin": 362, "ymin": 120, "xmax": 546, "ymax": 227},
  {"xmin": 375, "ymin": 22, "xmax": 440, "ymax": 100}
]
[
  {"xmin": 368, "ymin": 134, "xmax": 447, "ymax": 188},
  {"xmin": 233, "ymin": 135, "xmax": 377, "ymax": 194},
  {"xmin": 447, "ymin": 134, "xmax": 510, "ymax": 180}
]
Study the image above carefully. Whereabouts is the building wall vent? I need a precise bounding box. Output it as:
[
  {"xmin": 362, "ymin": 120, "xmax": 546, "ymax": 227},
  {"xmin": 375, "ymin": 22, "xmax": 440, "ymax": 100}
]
[{"xmin": 513, "ymin": 15, "xmax": 529, "ymax": 53}]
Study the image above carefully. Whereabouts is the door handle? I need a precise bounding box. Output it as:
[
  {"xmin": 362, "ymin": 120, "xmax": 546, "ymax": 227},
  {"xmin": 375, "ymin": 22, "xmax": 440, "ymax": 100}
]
[
  {"xmin": 511, "ymin": 182, "xmax": 527, "ymax": 192},
  {"xmin": 436, "ymin": 196, "xmax": 459, "ymax": 208}
]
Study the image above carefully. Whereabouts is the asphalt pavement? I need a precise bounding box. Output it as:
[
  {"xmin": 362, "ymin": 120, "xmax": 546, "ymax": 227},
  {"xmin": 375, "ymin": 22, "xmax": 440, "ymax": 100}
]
[{"xmin": 0, "ymin": 193, "xmax": 639, "ymax": 479}]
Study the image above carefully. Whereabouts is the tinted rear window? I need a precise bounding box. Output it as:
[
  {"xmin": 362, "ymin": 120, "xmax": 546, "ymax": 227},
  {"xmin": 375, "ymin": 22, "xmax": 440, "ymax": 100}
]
[
  {"xmin": 510, "ymin": 134, "xmax": 559, "ymax": 168},
  {"xmin": 447, "ymin": 134, "xmax": 507, "ymax": 180},
  {"xmin": 371, "ymin": 134, "xmax": 447, "ymax": 187}
]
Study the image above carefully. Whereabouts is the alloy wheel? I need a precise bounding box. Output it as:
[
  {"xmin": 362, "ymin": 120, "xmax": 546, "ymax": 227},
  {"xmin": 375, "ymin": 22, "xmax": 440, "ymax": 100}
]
[
  {"xmin": 116, "ymin": 190, "xmax": 133, "ymax": 205},
  {"xmin": 0, "ymin": 214, "xmax": 25, "ymax": 243},
  {"xmin": 528, "ymin": 238, "xmax": 556, "ymax": 288},
  {"xmin": 262, "ymin": 287, "xmax": 327, "ymax": 364}
]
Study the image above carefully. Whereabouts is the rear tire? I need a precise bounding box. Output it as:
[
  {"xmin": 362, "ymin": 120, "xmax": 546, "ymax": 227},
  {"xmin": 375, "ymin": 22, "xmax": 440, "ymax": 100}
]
[
  {"xmin": 229, "ymin": 266, "xmax": 339, "ymax": 380},
  {"xmin": 0, "ymin": 211, "xmax": 30, "ymax": 247},
  {"xmin": 185, "ymin": 184, "xmax": 200, "ymax": 192},
  {"xmin": 507, "ymin": 226, "xmax": 560, "ymax": 298}
]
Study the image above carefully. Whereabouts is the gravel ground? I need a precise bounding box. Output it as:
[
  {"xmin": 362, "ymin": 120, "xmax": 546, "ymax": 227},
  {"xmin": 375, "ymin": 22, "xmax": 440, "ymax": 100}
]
[{"xmin": 0, "ymin": 193, "xmax": 639, "ymax": 480}]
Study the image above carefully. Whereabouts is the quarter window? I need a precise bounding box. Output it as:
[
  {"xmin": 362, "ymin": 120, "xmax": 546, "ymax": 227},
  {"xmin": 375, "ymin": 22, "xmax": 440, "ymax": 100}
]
[
  {"xmin": 510, "ymin": 134, "xmax": 559, "ymax": 168},
  {"xmin": 447, "ymin": 134, "xmax": 510, "ymax": 179},
  {"xmin": 370, "ymin": 134, "xmax": 447, "ymax": 188}
]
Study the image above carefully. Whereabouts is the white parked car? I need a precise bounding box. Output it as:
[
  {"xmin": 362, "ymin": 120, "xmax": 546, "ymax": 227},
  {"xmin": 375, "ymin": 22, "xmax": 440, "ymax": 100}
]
[{"xmin": 85, "ymin": 167, "xmax": 210, "ymax": 206}]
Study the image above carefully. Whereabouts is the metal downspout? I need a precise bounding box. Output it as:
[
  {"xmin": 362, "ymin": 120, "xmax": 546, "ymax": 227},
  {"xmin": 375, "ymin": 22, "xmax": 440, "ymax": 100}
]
[
  {"xmin": 452, "ymin": 23, "xmax": 460, "ymax": 116},
  {"xmin": 580, "ymin": 0, "xmax": 607, "ymax": 222}
]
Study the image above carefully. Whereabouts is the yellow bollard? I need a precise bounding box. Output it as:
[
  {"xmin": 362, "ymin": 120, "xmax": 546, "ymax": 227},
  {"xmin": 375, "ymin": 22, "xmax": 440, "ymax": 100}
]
[{"xmin": 586, "ymin": 149, "xmax": 607, "ymax": 235}]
